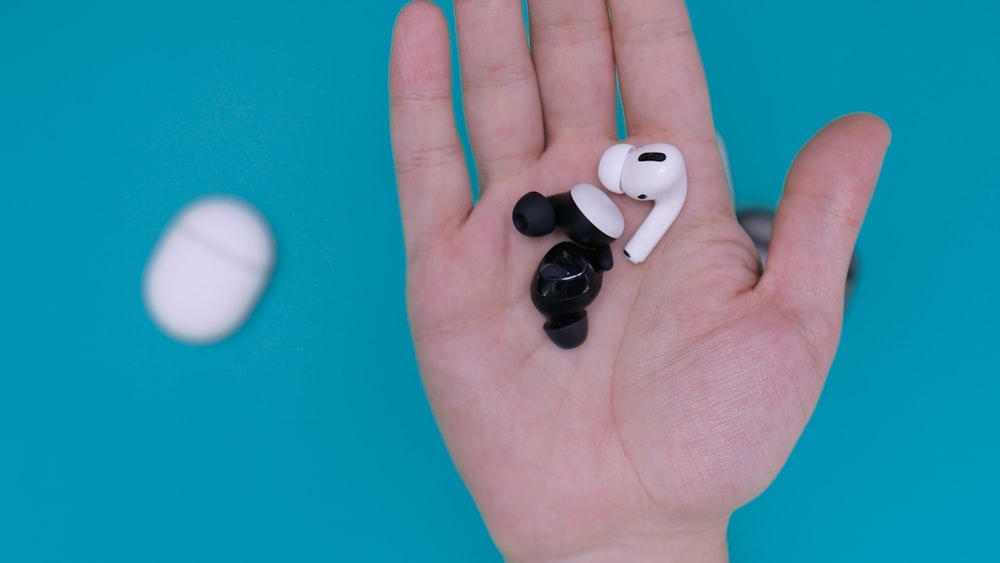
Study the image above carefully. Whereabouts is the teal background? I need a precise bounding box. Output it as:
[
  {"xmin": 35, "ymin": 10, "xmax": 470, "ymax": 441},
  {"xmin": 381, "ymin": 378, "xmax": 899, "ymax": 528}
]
[{"xmin": 0, "ymin": 0, "xmax": 996, "ymax": 561}]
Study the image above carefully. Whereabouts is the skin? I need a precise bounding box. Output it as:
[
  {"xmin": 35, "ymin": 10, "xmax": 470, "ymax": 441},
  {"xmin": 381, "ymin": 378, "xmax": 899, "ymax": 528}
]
[{"xmin": 388, "ymin": 1, "xmax": 891, "ymax": 561}]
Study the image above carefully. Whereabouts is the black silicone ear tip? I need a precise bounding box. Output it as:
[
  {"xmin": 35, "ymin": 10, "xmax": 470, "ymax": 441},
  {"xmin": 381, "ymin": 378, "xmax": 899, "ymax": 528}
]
[
  {"xmin": 543, "ymin": 311, "xmax": 588, "ymax": 349},
  {"xmin": 513, "ymin": 192, "xmax": 556, "ymax": 236}
]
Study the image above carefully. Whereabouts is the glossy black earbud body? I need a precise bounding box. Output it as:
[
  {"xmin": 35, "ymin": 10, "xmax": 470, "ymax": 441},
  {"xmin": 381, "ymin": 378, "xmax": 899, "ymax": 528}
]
[{"xmin": 530, "ymin": 242, "xmax": 605, "ymax": 349}]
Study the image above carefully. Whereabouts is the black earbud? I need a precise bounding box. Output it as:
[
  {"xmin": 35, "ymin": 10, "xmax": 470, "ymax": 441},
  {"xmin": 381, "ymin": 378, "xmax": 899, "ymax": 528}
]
[{"xmin": 513, "ymin": 184, "xmax": 624, "ymax": 349}]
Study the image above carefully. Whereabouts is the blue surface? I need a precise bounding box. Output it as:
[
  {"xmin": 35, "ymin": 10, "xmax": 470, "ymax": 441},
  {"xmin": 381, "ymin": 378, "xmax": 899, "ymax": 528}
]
[{"xmin": 1, "ymin": 1, "xmax": 997, "ymax": 561}]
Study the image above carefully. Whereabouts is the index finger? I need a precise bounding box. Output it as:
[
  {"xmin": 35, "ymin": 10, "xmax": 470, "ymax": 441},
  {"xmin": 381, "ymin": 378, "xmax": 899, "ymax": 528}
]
[
  {"xmin": 390, "ymin": 2, "xmax": 472, "ymax": 260},
  {"xmin": 608, "ymin": 0, "xmax": 714, "ymax": 142},
  {"xmin": 608, "ymin": 0, "xmax": 732, "ymax": 217}
]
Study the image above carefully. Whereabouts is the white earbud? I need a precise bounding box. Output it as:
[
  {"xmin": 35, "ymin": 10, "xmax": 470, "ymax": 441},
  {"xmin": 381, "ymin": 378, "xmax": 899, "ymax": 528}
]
[{"xmin": 598, "ymin": 143, "xmax": 688, "ymax": 264}]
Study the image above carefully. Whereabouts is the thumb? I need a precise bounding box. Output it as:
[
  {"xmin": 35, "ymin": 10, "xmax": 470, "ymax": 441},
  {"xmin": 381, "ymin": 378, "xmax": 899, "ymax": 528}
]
[{"xmin": 761, "ymin": 113, "xmax": 891, "ymax": 360}]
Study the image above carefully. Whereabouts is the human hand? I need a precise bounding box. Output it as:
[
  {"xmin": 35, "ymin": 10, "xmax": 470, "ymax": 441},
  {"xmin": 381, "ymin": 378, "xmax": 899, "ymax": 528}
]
[{"xmin": 389, "ymin": 1, "xmax": 890, "ymax": 561}]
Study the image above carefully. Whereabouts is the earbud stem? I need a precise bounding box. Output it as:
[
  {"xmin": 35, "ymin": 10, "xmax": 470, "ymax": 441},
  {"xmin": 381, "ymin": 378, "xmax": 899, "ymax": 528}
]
[{"xmin": 623, "ymin": 187, "xmax": 686, "ymax": 264}]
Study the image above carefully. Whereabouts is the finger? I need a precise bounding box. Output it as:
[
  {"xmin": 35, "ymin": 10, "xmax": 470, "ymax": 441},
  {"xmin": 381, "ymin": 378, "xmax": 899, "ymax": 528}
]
[
  {"xmin": 608, "ymin": 0, "xmax": 713, "ymax": 142},
  {"xmin": 607, "ymin": 0, "xmax": 731, "ymax": 218},
  {"xmin": 455, "ymin": 0, "xmax": 544, "ymax": 184},
  {"xmin": 390, "ymin": 1, "xmax": 472, "ymax": 259},
  {"xmin": 527, "ymin": 0, "xmax": 617, "ymax": 143},
  {"xmin": 762, "ymin": 113, "xmax": 891, "ymax": 347}
]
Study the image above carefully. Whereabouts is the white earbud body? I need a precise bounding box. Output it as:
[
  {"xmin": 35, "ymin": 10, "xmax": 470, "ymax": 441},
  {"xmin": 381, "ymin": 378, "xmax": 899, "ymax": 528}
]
[{"xmin": 598, "ymin": 142, "xmax": 688, "ymax": 264}]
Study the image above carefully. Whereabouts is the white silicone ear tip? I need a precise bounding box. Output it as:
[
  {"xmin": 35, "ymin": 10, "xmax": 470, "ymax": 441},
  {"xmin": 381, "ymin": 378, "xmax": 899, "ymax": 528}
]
[
  {"xmin": 598, "ymin": 143, "xmax": 634, "ymax": 194},
  {"xmin": 569, "ymin": 183, "xmax": 625, "ymax": 239}
]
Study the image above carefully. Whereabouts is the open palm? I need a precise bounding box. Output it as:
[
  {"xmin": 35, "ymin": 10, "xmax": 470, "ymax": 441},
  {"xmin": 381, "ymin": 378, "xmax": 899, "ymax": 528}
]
[{"xmin": 389, "ymin": 1, "xmax": 890, "ymax": 561}]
